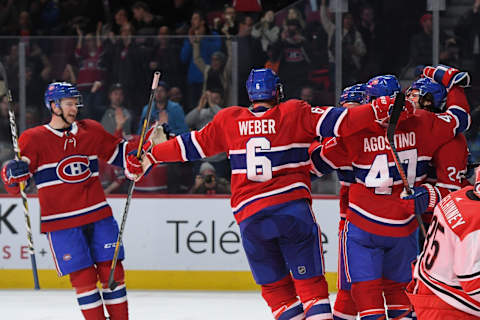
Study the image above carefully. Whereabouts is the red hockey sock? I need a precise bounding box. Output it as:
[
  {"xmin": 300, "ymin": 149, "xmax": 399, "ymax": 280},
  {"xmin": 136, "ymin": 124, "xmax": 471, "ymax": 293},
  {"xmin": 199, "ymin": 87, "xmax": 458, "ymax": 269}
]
[
  {"xmin": 69, "ymin": 266, "xmax": 106, "ymax": 320},
  {"xmin": 383, "ymin": 278, "xmax": 411, "ymax": 319},
  {"xmin": 351, "ymin": 279, "xmax": 386, "ymax": 320},
  {"xmin": 97, "ymin": 261, "xmax": 129, "ymax": 320},
  {"xmin": 333, "ymin": 289, "xmax": 357, "ymax": 319},
  {"xmin": 262, "ymin": 274, "xmax": 304, "ymax": 319},
  {"xmin": 294, "ymin": 275, "xmax": 332, "ymax": 319}
]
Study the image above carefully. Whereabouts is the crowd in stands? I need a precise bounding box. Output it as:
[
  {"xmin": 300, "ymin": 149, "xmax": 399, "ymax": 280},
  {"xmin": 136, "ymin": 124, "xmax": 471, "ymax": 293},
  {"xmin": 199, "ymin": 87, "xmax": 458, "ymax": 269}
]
[{"xmin": 0, "ymin": 0, "xmax": 480, "ymax": 195}]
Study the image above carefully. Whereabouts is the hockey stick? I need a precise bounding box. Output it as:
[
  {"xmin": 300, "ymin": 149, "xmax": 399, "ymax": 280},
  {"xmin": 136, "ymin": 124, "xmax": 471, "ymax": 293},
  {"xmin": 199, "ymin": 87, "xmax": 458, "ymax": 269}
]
[
  {"xmin": 0, "ymin": 62, "xmax": 40, "ymax": 290},
  {"xmin": 108, "ymin": 71, "xmax": 161, "ymax": 290},
  {"xmin": 386, "ymin": 92, "xmax": 427, "ymax": 238}
]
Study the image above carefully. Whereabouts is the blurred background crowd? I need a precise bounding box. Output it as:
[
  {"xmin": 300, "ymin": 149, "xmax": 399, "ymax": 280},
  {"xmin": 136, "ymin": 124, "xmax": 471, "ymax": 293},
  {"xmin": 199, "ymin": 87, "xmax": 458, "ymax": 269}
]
[{"xmin": 0, "ymin": 0, "xmax": 479, "ymax": 195}]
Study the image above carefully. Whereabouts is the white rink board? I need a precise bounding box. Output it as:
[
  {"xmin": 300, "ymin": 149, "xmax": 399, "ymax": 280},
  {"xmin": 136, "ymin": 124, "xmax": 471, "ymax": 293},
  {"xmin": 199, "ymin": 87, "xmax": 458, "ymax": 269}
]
[{"xmin": 0, "ymin": 197, "xmax": 340, "ymax": 272}]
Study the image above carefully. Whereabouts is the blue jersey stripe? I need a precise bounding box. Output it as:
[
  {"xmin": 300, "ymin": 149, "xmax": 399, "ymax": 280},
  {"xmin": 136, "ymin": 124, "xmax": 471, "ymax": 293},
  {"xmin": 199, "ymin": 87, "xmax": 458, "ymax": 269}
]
[
  {"xmin": 34, "ymin": 158, "xmax": 99, "ymax": 186},
  {"xmin": 319, "ymin": 107, "xmax": 345, "ymax": 137},
  {"xmin": 110, "ymin": 141, "xmax": 126, "ymax": 167},
  {"xmin": 354, "ymin": 160, "xmax": 430, "ymax": 183},
  {"xmin": 337, "ymin": 169, "xmax": 355, "ymax": 183},
  {"xmin": 179, "ymin": 133, "xmax": 202, "ymax": 161},
  {"xmin": 230, "ymin": 147, "xmax": 309, "ymax": 170},
  {"xmin": 449, "ymin": 108, "xmax": 469, "ymax": 135}
]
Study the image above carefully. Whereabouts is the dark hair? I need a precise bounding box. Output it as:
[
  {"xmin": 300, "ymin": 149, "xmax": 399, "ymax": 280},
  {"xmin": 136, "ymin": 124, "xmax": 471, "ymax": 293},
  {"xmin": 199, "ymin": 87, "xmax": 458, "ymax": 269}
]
[
  {"xmin": 132, "ymin": 1, "xmax": 150, "ymax": 12},
  {"xmin": 109, "ymin": 83, "xmax": 123, "ymax": 94}
]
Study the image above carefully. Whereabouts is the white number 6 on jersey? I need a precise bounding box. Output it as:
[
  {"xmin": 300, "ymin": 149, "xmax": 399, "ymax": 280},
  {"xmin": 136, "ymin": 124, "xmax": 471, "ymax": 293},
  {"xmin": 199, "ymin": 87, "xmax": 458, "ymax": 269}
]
[{"xmin": 246, "ymin": 137, "xmax": 273, "ymax": 182}]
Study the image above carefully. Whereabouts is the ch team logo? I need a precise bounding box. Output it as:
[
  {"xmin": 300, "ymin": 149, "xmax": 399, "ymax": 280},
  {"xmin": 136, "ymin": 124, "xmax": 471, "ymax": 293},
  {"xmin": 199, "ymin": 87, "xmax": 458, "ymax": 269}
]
[{"xmin": 56, "ymin": 155, "xmax": 92, "ymax": 183}]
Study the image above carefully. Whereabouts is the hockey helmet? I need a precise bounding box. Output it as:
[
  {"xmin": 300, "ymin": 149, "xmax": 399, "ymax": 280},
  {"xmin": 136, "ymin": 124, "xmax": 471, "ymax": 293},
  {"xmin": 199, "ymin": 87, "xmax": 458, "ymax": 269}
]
[
  {"xmin": 44, "ymin": 82, "xmax": 83, "ymax": 110},
  {"xmin": 366, "ymin": 75, "xmax": 401, "ymax": 102},
  {"xmin": 406, "ymin": 77, "xmax": 446, "ymax": 112},
  {"xmin": 246, "ymin": 68, "xmax": 283, "ymax": 102},
  {"xmin": 339, "ymin": 83, "xmax": 366, "ymax": 106}
]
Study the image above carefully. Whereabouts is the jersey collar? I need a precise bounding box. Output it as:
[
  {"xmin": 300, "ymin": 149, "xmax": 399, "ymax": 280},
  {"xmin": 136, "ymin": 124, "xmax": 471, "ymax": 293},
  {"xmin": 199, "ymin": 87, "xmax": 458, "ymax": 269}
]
[{"xmin": 44, "ymin": 122, "xmax": 78, "ymax": 137}]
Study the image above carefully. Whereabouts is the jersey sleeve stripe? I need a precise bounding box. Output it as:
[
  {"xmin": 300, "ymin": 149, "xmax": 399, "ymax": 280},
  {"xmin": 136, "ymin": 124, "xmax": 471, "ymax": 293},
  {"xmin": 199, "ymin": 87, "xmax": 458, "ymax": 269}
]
[
  {"xmin": 316, "ymin": 107, "xmax": 347, "ymax": 137},
  {"xmin": 108, "ymin": 140, "xmax": 126, "ymax": 167},
  {"xmin": 316, "ymin": 107, "xmax": 331, "ymax": 137},
  {"xmin": 175, "ymin": 135, "xmax": 188, "ymax": 162},
  {"xmin": 230, "ymin": 147, "xmax": 309, "ymax": 170},
  {"xmin": 436, "ymin": 182, "xmax": 461, "ymax": 191},
  {"xmin": 178, "ymin": 132, "xmax": 204, "ymax": 161},
  {"xmin": 191, "ymin": 132, "xmax": 206, "ymax": 158},
  {"xmin": 447, "ymin": 106, "xmax": 471, "ymax": 135},
  {"xmin": 337, "ymin": 170, "xmax": 355, "ymax": 184}
]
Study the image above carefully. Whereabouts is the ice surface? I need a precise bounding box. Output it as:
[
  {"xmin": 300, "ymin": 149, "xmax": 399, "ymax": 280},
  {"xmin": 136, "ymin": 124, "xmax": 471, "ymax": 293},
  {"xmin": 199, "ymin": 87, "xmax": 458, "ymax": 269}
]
[{"xmin": 0, "ymin": 290, "xmax": 340, "ymax": 319}]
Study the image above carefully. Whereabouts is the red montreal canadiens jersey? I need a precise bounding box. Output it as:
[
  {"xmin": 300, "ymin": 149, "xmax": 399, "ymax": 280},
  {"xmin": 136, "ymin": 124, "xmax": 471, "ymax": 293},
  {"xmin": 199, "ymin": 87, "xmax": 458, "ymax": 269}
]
[
  {"xmin": 414, "ymin": 187, "xmax": 480, "ymax": 317},
  {"xmin": 150, "ymin": 99, "xmax": 378, "ymax": 224},
  {"xmin": 315, "ymin": 87, "xmax": 470, "ymax": 237},
  {"xmin": 7, "ymin": 120, "xmax": 127, "ymax": 232}
]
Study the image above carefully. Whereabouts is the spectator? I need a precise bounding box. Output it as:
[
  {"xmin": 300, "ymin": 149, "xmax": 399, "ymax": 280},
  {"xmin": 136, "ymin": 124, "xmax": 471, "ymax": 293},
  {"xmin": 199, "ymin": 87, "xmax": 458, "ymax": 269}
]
[
  {"xmin": 236, "ymin": 14, "xmax": 266, "ymax": 105},
  {"xmin": 186, "ymin": 89, "xmax": 229, "ymax": 178},
  {"xmin": 190, "ymin": 161, "xmax": 230, "ymax": 194},
  {"xmin": 149, "ymin": 25, "xmax": 185, "ymax": 89},
  {"xmin": 111, "ymin": 8, "xmax": 130, "ymax": 36},
  {"xmin": 275, "ymin": 18, "xmax": 311, "ymax": 98},
  {"xmin": 264, "ymin": 44, "xmax": 280, "ymax": 74},
  {"xmin": 191, "ymin": 33, "xmax": 232, "ymax": 104},
  {"xmin": 100, "ymin": 83, "xmax": 132, "ymax": 137},
  {"xmin": 137, "ymin": 81, "xmax": 188, "ymax": 136},
  {"xmin": 454, "ymin": 0, "xmax": 480, "ymax": 79},
  {"xmin": 180, "ymin": 10, "xmax": 222, "ymax": 108},
  {"xmin": 320, "ymin": 0, "xmax": 366, "ymax": 86},
  {"xmin": 407, "ymin": 14, "xmax": 451, "ymax": 70},
  {"xmin": 213, "ymin": 4, "xmax": 238, "ymax": 36},
  {"xmin": 75, "ymin": 22, "xmax": 106, "ymax": 120},
  {"xmin": 131, "ymin": 1, "xmax": 164, "ymax": 36},
  {"xmin": 284, "ymin": 7, "xmax": 306, "ymax": 30},
  {"xmin": 299, "ymin": 85, "xmax": 315, "ymax": 105},
  {"xmin": 357, "ymin": 5, "xmax": 382, "ymax": 78},
  {"xmin": 251, "ymin": 10, "xmax": 280, "ymax": 53},
  {"xmin": 186, "ymin": 89, "xmax": 223, "ymax": 130},
  {"xmin": 16, "ymin": 10, "xmax": 33, "ymax": 36},
  {"xmin": 106, "ymin": 23, "xmax": 141, "ymax": 109},
  {"xmin": 168, "ymin": 86, "xmax": 184, "ymax": 105}
]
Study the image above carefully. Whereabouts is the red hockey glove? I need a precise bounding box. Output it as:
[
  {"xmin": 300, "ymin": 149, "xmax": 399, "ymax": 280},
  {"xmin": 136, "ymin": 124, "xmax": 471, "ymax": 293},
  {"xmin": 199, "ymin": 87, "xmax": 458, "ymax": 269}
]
[
  {"xmin": 423, "ymin": 65, "xmax": 471, "ymax": 91},
  {"xmin": 371, "ymin": 95, "xmax": 414, "ymax": 123},
  {"xmin": 401, "ymin": 183, "xmax": 440, "ymax": 215},
  {"xmin": 125, "ymin": 154, "xmax": 143, "ymax": 181},
  {"xmin": 1, "ymin": 159, "xmax": 31, "ymax": 185},
  {"xmin": 474, "ymin": 168, "xmax": 480, "ymax": 198}
]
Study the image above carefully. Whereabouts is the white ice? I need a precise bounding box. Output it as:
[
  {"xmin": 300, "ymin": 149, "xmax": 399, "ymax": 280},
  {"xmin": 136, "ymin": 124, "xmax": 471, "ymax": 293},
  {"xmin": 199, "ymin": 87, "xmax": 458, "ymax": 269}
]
[{"xmin": 0, "ymin": 290, "xmax": 339, "ymax": 320}]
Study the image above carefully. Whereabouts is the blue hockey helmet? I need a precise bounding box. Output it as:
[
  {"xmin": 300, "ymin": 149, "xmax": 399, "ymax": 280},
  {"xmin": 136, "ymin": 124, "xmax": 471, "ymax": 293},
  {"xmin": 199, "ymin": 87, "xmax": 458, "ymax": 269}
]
[
  {"xmin": 407, "ymin": 77, "xmax": 446, "ymax": 111},
  {"xmin": 365, "ymin": 75, "xmax": 401, "ymax": 102},
  {"xmin": 44, "ymin": 82, "xmax": 83, "ymax": 110},
  {"xmin": 246, "ymin": 68, "xmax": 283, "ymax": 102},
  {"xmin": 339, "ymin": 83, "xmax": 366, "ymax": 106}
]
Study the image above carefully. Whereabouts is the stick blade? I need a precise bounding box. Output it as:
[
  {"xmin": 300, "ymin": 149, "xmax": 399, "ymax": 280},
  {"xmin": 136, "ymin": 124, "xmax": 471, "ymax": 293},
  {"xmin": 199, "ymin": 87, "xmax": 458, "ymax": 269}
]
[{"xmin": 386, "ymin": 92, "xmax": 405, "ymax": 142}]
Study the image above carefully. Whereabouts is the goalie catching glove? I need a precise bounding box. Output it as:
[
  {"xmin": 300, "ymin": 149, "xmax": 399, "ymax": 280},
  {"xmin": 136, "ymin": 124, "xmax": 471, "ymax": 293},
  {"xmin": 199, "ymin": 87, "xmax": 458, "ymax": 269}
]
[
  {"xmin": 124, "ymin": 122, "xmax": 168, "ymax": 181},
  {"xmin": 423, "ymin": 64, "xmax": 470, "ymax": 92},
  {"xmin": 401, "ymin": 183, "xmax": 440, "ymax": 215}
]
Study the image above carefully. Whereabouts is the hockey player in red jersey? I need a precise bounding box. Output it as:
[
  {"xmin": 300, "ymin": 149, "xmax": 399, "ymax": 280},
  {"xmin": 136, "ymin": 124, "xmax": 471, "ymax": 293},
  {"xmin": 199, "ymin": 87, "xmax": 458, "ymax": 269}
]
[
  {"xmin": 406, "ymin": 168, "xmax": 480, "ymax": 319},
  {"xmin": 310, "ymin": 66, "xmax": 471, "ymax": 320},
  {"xmin": 310, "ymin": 83, "xmax": 366, "ymax": 320},
  {"xmin": 1, "ymin": 82, "xmax": 133, "ymax": 320},
  {"xmin": 127, "ymin": 68, "xmax": 405, "ymax": 320},
  {"xmin": 405, "ymin": 77, "xmax": 470, "ymax": 248}
]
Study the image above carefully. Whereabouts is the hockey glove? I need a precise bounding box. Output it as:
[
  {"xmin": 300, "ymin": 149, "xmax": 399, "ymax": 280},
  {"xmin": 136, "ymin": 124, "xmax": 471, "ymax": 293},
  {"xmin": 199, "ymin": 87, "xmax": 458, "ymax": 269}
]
[
  {"xmin": 125, "ymin": 154, "xmax": 143, "ymax": 181},
  {"xmin": 423, "ymin": 65, "xmax": 471, "ymax": 91},
  {"xmin": 401, "ymin": 183, "xmax": 440, "ymax": 215},
  {"xmin": 1, "ymin": 159, "xmax": 31, "ymax": 186},
  {"xmin": 371, "ymin": 95, "xmax": 414, "ymax": 123}
]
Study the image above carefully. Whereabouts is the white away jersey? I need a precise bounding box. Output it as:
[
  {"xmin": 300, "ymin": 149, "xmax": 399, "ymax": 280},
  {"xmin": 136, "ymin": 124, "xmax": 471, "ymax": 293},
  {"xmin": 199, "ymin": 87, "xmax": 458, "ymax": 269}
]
[{"xmin": 414, "ymin": 186, "xmax": 480, "ymax": 316}]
